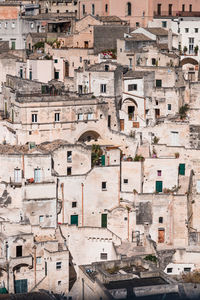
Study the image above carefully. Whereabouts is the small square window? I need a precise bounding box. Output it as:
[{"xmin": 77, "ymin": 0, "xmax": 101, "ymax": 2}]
[
  {"xmin": 100, "ymin": 253, "xmax": 107, "ymax": 260},
  {"xmin": 105, "ymin": 65, "xmax": 109, "ymax": 71},
  {"xmin": 32, "ymin": 114, "xmax": 37, "ymax": 123},
  {"xmin": 167, "ymin": 268, "xmax": 173, "ymax": 273},
  {"xmin": 128, "ymin": 84, "xmax": 137, "ymax": 91},
  {"xmin": 159, "ymin": 217, "xmax": 163, "ymax": 223},
  {"xmin": 67, "ymin": 151, "xmax": 72, "ymax": 162},
  {"xmin": 55, "ymin": 112, "xmax": 60, "ymax": 122},
  {"xmin": 72, "ymin": 201, "xmax": 77, "ymax": 208},
  {"xmin": 100, "ymin": 84, "xmax": 106, "ymax": 93},
  {"xmin": 184, "ymin": 267, "xmax": 191, "ymax": 272},
  {"xmin": 195, "ymin": 28, "xmax": 198, "ymax": 33},
  {"xmin": 58, "ymin": 280, "xmax": 61, "ymax": 285},
  {"xmin": 36, "ymin": 257, "xmax": 42, "ymax": 264},
  {"xmin": 39, "ymin": 215, "xmax": 44, "ymax": 223},
  {"xmin": 185, "ymin": 28, "xmax": 189, "ymax": 33},
  {"xmin": 78, "ymin": 113, "xmax": 83, "ymax": 121},
  {"xmin": 162, "ymin": 21, "xmax": 167, "ymax": 28},
  {"xmin": 102, "ymin": 181, "xmax": 106, "ymax": 190},
  {"xmin": 67, "ymin": 167, "xmax": 72, "ymax": 175},
  {"xmin": 124, "ymin": 179, "xmax": 128, "ymax": 184},
  {"xmin": 54, "ymin": 59, "xmax": 58, "ymax": 63},
  {"xmin": 168, "ymin": 104, "xmax": 172, "ymax": 110},
  {"xmin": 156, "ymin": 80, "xmax": 162, "ymax": 88},
  {"xmin": 56, "ymin": 261, "xmax": 62, "ymax": 270},
  {"xmin": 87, "ymin": 113, "xmax": 93, "ymax": 120},
  {"xmin": 157, "ymin": 170, "xmax": 162, "ymax": 176},
  {"xmin": 136, "ymin": 22, "xmax": 140, "ymax": 27}
]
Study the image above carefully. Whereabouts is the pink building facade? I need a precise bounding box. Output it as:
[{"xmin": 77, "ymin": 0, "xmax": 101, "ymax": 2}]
[{"xmin": 78, "ymin": 0, "xmax": 200, "ymax": 27}]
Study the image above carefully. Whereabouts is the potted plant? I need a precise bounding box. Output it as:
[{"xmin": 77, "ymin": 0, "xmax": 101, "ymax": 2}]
[
  {"xmin": 194, "ymin": 45, "xmax": 199, "ymax": 56},
  {"xmin": 183, "ymin": 46, "xmax": 188, "ymax": 55}
]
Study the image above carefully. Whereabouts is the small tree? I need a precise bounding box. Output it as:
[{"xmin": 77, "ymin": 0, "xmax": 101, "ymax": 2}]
[
  {"xmin": 183, "ymin": 46, "xmax": 188, "ymax": 54},
  {"xmin": 194, "ymin": 45, "xmax": 199, "ymax": 55},
  {"xmin": 179, "ymin": 104, "xmax": 189, "ymax": 120}
]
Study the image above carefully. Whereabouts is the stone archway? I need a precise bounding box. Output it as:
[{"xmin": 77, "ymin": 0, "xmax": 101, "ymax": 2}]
[{"xmin": 78, "ymin": 130, "xmax": 101, "ymax": 143}]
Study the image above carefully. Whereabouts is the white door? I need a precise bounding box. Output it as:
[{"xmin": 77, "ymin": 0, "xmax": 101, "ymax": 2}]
[
  {"xmin": 171, "ymin": 131, "xmax": 179, "ymax": 146},
  {"xmin": 14, "ymin": 169, "xmax": 21, "ymax": 183},
  {"xmin": 34, "ymin": 168, "xmax": 41, "ymax": 183}
]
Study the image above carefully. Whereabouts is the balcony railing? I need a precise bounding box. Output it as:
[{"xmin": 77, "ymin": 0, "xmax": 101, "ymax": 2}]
[{"xmin": 154, "ymin": 10, "xmax": 200, "ymax": 17}]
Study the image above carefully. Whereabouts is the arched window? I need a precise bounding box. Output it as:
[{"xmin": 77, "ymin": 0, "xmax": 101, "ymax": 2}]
[{"xmin": 127, "ymin": 2, "xmax": 131, "ymax": 16}]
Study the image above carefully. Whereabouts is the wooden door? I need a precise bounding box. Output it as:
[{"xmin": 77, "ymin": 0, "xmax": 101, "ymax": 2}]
[
  {"xmin": 158, "ymin": 229, "xmax": 165, "ymax": 243},
  {"xmin": 120, "ymin": 119, "xmax": 124, "ymax": 131}
]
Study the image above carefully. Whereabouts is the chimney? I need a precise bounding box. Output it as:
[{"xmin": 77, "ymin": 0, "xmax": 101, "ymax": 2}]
[{"xmin": 168, "ymin": 28, "xmax": 173, "ymax": 51}]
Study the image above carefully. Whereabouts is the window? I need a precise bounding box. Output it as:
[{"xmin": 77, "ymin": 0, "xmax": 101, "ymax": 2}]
[
  {"xmin": 189, "ymin": 4, "xmax": 192, "ymax": 12},
  {"xmin": 152, "ymin": 58, "xmax": 156, "ymax": 65},
  {"xmin": 14, "ymin": 169, "xmax": 21, "ymax": 183},
  {"xmin": 67, "ymin": 151, "xmax": 72, "ymax": 162},
  {"xmin": 32, "ymin": 114, "xmax": 37, "ymax": 123},
  {"xmin": 127, "ymin": 2, "xmax": 131, "ymax": 16},
  {"xmin": 168, "ymin": 4, "xmax": 172, "ymax": 16},
  {"xmin": 157, "ymin": 3, "xmax": 161, "ymax": 15},
  {"xmin": 195, "ymin": 28, "xmax": 198, "ymax": 33},
  {"xmin": 184, "ymin": 267, "xmax": 191, "ymax": 272},
  {"xmin": 71, "ymin": 214, "xmax": 78, "ymax": 225},
  {"xmin": 36, "ymin": 257, "xmax": 42, "ymax": 264},
  {"xmin": 167, "ymin": 268, "xmax": 173, "ymax": 273},
  {"xmin": 156, "ymin": 80, "xmax": 162, "ymax": 88},
  {"xmin": 100, "ymin": 253, "xmax": 107, "ymax": 260},
  {"xmin": 34, "ymin": 168, "xmax": 41, "ymax": 183},
  {"xmin": 55, "ymin": 71, "xmax": 59, "ymax": 80},
  {"xmin": 57, "ymin": 9, "xmax": 59, "ymax": 13},
  {"xmin": 162, "ymin": 21, "xmax": 167, "ymax": 28},
  {"xmin": 84, "ymin": 41, "xmax": 88, "ymax": 48},
  {"xmin": 16, "ymin": 245, "xmax": 22, "ymax": 257},
  {"xmin": 156, "ymin": 181, "xmax": 163, "ymax": 193},
  {"xmin": 168, "ymin": 104, "xmax": 172, "ymax": 110},
  {"xmin": 87, "ymin": 113, "xmax": 93, "ymax": 120},
  {"xmin": 182, "ymin": 4, "xmax": 185, "ymax": 12},
  {"xmin": 67, "ymin": 167, "xmax": 72, "ymax": 175},
  {"xmin": 29, "ymin": 70, "xmax": 32, "ymax": 80},
  {"xmin": 129, "ymin": 58, "xmax": 132, "ymax": 69},
  {"xmin": 92, "ymin": 4, "xmax": 95, "ymax": 15},
  {"xmin": 179, "ymin": 164, "xmax": 185, "ymax": 175},
  {"xmin": 30, "ymin": 23, "xmax": 34, "ymax": 29},
  {"xmin": 124, "ymin": 179, "xmax": 128, "ymax": 184},
  {"xmin": 105, "ymin": 65, "xmax": 109, "ymax": 71},
  {"xmin": 189, "ymin": 37, "xmax": 194, "ymax": 54},
  {"xmin": 20, "ymin": 68, "xmax": 23, "ymax": 79},
  {"xmin": 56, "ymin": 262, "xmax": 62, "ymax": 270},
  {"xmin": 197, "ymin": 180, "xmax": 200, "ymax": 193},
  {"xmin": 72, "ymin": 202, "xmax": 77, "ymax": 208},
  {"xmin": 105, "ymin": 4, "xmax": 108, "ymax": 12},
  {"xmin": 39, "ymin": 215, "xmax": 44, "ymax": 223},
  {"xmin": 55, "ymin": 112, "xmax": 60, "ymax": 122},
  {"xmin": 185, "ymin": 28, "xmax": 189, "ymax": 33},
  {"xmin": 11, "ymin": 22, "xmax": 15, "ymax": 28},
  {"xmin": 136, "ymin": 22, "xmax": 140, "ymax": 27},
  {"xmin": 4, "ymin": 22, "xmax": 7, "ymax": 29},
  {"xmin": 157, "ymin": 170, "xmax": 162, "ymax": 176},
  {"xmin": 54, "ymin": 59, "xmax": 58, "ymax": 63},
  {"xmin": 128, "ymin": 84, "xmax": 137, "ymax": 91},
  {"xmin": 100, "ymin": 84, "xmax": 106, "ymax": 93},
  {"xmin": 102, "ymin": 181, "xmax": 107, "ymax": 190},
  {"xmin": 80, "ymin": 57, "xmax": 82, "ymax": 63},
  {"xmin": 159, "ymin": 217, "xmax": 163, "ymax": 223},
  {"xmin": 156, "ymin": 101, "xmax": 158, "ymax": 105},
  {"xmin": 78, "ymin": 113, "xmax": 83, "ymax": 121},
  {"xmin": 82, "ymin": 4, "xmax": 85, "ymax": 14},
  {"xmin": 58, "ymin": 281, "xmax": 61, "ymax": 285},
  {"xmin": 128, "ymin": 106, "xmax": 135, "ymax": 120}
]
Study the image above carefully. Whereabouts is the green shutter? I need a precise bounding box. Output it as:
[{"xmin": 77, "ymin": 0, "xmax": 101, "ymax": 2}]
[
  {"xmin": 101, "ymin": 155, "xmax": 105, "ymax": 166},
  {"xmin": 179, "ymin": 164, "xmax": 185, "ymax": 175},
  {"xmin": 14, "ymin": 279, "xmax": 28, "ymax": 294},
  {"xmin": 101, "ymin": 214, "xmax": 107, "ymax": 228},
  {"xmin": 156, "ymin": 181, "xmax": 163, "ymax": 193},
  {"xmin": 71, "ymin": 215, "xmax": 78, "ymax": 226}
]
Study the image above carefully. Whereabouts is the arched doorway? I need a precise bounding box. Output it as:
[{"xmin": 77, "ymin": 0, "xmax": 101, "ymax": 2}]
[{"xmin": 78, "ymin": 130, "xmax": 101, "ymax": 143}]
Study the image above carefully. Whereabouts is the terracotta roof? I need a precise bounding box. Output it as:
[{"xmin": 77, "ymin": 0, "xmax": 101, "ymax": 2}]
[
  {"xmin": 124, "ymin": 70, "xmax": 152, "ymax": 79},
  {"xmin": 145, "ymin": 27, "xmax": 169, "ymax": 36},
  {"xmin": 98, "ymin": 16, "xmax": 125, "ymax": 22},
  {"xmin": 126, "ymin": 33, "xmax": 153, "ymax": 41}
]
